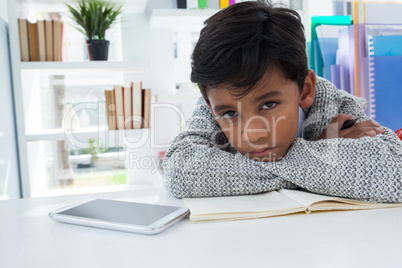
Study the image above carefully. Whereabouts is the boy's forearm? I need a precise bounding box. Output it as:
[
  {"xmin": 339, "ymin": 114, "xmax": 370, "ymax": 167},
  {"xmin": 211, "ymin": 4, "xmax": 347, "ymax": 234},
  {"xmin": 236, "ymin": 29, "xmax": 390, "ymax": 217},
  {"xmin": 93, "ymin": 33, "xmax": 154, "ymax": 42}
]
[
  {"xmin": 164, "ymin": 126, "xmax": 402, "ymax": 201},
  {"xmin": 163, "ymin": 140, "xmax": 296, "ymax": 198},
  {"xmin": 283, "ymin": 78, "xmax": 402, "ymax": 203},
  {"xmin": 269, "ymin": 128, "xmax": 402, "ymax": 203}
]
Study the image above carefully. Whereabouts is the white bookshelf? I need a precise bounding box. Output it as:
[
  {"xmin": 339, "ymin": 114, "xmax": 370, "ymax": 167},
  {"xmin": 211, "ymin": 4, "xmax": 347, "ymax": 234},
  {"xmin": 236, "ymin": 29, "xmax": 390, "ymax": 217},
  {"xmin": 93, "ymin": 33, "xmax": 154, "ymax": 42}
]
[
  {"xmin": 26, "ymin": 128, "xmax": 150, "ymax": 148},
  {"xmin": 7, "ymin": 0, "xmax": 206, "ymax": 198},
  {"xmin": 20, "ymin": 61, "xmax": 150, "ymax": 74},
  {"xmin": 6, "ymin": 0, "xmax": 162, "ymax": 198}
]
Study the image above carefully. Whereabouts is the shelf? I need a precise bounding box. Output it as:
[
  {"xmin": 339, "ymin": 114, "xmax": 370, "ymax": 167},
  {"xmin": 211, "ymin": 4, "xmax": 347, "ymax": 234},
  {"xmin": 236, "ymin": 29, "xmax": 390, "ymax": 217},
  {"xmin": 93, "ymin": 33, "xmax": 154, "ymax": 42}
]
[
  {"xmin": 149, "ymin": 9, "xmax": 219, "ymax": 31},
  {"xmin": 26, "ymin": 128, "xmax": 151, "ymax": 148},
  {"xmin": 20, "ymin": 61, "xmax": 150, "ymax": 74}
]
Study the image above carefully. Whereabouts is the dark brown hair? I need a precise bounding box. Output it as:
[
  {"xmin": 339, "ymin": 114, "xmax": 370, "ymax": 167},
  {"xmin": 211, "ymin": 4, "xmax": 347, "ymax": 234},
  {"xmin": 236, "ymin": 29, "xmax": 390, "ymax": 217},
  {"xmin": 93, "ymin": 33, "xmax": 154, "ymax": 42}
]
[{"xmin": 191, "ymin": 0, "xmax": 308, "ymax": 102}]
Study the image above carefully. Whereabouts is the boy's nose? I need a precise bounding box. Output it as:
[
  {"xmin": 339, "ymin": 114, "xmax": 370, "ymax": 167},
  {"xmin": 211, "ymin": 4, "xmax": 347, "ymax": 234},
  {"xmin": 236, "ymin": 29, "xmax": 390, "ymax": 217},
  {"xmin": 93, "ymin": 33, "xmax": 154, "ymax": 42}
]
[{"xmin": 242, "ymin": 116, "xmax": 270, "ymax": 143}]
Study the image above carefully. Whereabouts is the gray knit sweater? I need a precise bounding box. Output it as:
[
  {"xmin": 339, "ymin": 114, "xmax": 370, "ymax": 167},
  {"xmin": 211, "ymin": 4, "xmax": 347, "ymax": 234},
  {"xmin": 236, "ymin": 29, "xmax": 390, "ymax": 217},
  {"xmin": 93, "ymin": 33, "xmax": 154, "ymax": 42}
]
[{"xmin": 163, "ymin": 77, "xmax": 402, "ymax": 203}]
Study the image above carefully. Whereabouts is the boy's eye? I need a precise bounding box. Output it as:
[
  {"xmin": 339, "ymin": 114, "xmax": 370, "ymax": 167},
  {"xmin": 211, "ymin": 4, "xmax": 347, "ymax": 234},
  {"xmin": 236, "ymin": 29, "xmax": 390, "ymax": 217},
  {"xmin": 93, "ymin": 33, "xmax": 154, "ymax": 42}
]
[
  {"xmin": 261, "ymin": 102, "xmax": 277, "ymax": 110},
  {"xmin": 221, "ymin": 111, "xmax": 237, "ymax": 119}
]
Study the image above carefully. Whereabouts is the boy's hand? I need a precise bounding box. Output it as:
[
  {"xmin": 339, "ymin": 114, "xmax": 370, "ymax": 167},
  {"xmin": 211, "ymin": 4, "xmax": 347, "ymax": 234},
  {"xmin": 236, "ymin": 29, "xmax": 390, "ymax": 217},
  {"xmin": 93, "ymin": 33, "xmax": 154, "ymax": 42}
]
[{"xmin": 318, "ymin": 114, "xmax": 385, "ymax": 140}]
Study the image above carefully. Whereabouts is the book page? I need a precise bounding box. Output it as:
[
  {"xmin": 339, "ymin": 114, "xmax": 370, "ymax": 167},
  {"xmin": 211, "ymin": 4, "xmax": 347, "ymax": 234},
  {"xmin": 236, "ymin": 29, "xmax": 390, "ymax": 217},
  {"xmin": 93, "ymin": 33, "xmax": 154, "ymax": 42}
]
[
  {"xmin": 279, "ymin": 189, "xmax": 402, "ymax": 213},
  {"xmin": 183, "ymin": 191, "xmax": 303, "ymax": 216},
  {"xmin": 278, "ymin": 189, "xmax": 342, "ymax": 208}
]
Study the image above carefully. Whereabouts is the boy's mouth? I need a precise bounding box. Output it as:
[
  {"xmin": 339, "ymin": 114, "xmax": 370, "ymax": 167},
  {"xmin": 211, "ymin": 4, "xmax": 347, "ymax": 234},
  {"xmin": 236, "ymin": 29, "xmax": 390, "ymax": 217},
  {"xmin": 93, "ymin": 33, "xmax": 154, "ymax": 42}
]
[{"xmin": 248, "ymin": 147, "xmax": 275, "ymax": 157}]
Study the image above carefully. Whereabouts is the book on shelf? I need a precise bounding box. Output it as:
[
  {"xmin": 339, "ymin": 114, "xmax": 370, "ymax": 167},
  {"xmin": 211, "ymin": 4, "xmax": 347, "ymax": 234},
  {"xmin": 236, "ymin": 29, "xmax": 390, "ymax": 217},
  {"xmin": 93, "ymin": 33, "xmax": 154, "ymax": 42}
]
[
  {"xmin": 17, "ymin": 18, "xmax": 62, "ymax": 62},
  {"xmin": 28, "ymin": 21, "xmax": 39, "ymax": 61},
  {"xmin": 183, "ymin": 189, "xmax": 402, "ymax": 223},
  {"xmin": 18, "ymin": 19, "xmax": 29, "ymax": 62},
  {"xmin": 37, "ymin": 20, "xmax": 46, "ymax": 61},
  {"xmin": 177, "ymin": 0, "xmax": 186, "ymax": 9},
  {"xmin": 45, "ymin": 20, "xmax": 54, "ymax": 61},
  {"xmin": 124, "ymin": 86, "xmax": 132, "ymax": 129},
  {"xmin": 198, "ymin": 0, "xmax": 207, "ymax": 9},
  {"xmin": 53, "ymin": 20, "xmax": 63, "ymax": 61},
  {"xmin": 105, "ymin": 90, "xmax": 116, "ymax": 130},
  {"xmin": 220, "ymin": 0, "xmax": 229, "ymax": 8},
  {"xmin": 114, "ymin": 85, "xmax": 125, "ymax": 130},
  {"xmin": 132, "ymin": 81, "xmax": 142, "ymax": 129},
  {"xmin": 142, "ymin": 88, "xmax": 151, "ymax": 128},
  {"xmin": 106, "ymin": 82, "xmax": 151, "ymax": 131}
]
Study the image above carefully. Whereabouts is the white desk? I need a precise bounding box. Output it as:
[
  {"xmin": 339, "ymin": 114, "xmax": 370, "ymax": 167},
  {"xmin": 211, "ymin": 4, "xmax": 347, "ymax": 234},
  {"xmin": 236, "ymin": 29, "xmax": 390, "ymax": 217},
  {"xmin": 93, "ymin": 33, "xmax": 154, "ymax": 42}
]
[{"xmin": 1, "ymin": 187, "xmax": 402, "ymax": 268}]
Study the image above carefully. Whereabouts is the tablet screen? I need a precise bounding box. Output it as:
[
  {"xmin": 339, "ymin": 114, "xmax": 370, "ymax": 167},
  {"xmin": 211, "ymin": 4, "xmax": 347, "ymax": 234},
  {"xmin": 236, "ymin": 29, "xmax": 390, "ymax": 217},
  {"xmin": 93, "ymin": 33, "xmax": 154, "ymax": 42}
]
[{"xmin": 58, "ymin": 199, "xmax": 181, "ymax": 226}]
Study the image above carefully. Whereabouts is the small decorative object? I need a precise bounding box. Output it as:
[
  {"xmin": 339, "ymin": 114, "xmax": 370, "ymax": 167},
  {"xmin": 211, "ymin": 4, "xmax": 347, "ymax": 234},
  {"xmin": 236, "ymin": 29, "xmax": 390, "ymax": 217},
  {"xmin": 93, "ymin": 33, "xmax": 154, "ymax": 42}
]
[{"xmin": 66, "ymin": 0, "xmax": 123, "ymax": 61}]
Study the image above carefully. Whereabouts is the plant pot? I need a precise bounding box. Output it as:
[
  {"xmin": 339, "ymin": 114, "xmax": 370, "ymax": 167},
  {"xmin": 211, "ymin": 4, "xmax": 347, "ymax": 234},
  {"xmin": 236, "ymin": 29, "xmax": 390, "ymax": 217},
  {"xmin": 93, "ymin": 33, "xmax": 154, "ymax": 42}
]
[{"xmin": 86, "ymin": 40, "xmax": 110, "ymax": 61}]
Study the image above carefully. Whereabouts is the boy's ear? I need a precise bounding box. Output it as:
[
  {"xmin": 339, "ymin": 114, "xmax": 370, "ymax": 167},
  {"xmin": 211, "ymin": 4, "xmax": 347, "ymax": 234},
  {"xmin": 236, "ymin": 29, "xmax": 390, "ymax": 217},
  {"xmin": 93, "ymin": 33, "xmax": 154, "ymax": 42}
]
[{"xmin": 299, "ymin": 70, "xmax": 316, "ymax": 109}]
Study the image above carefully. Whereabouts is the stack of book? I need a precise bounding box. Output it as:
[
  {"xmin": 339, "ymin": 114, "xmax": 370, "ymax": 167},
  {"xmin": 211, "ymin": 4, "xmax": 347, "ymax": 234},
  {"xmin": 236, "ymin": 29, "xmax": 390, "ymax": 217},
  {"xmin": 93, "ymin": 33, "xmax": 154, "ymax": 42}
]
[
  {"xmin": 176, "ymin": 0, "xmax": 237, "ymax": 9},
  {"xmin": 18, "ymin": 18, "xmax": 63, "ymax": 62},
  {"xmin": 105, "ymin": 82, "xmax": 151, "ymax": 130}
]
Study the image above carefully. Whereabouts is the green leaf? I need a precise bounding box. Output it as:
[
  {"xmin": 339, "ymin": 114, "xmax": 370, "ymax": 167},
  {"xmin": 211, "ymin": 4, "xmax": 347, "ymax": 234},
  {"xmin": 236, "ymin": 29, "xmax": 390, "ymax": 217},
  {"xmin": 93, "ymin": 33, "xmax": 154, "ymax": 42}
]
[{"xmin": 65, "ymin": 0, "xmax": 123, "ymax": 40}]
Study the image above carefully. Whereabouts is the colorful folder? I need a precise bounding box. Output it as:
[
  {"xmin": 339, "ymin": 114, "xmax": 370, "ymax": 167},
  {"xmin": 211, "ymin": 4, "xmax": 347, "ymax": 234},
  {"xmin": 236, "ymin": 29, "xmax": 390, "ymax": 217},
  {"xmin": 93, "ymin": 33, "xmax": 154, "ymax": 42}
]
[
  {"xmin": 369, "ymin": 56, "xmax": 402, "ymax": 131},
  {"xmin": 310, "ymin": 16, "xmax": 352, "ymax": 76}
]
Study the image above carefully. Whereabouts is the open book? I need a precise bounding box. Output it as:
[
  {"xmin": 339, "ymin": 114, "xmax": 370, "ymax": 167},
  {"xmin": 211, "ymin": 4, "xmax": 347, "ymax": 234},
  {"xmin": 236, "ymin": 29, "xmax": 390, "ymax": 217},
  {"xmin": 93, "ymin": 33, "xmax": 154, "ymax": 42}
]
[{"xmin": 183, "ymin": 189, "xmax": 402, "ymax": 223}]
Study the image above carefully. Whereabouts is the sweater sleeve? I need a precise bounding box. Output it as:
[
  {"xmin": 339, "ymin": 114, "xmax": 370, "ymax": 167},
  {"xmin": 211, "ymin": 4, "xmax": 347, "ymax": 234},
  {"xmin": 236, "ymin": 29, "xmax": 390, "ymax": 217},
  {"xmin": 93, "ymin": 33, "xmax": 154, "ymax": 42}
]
[
  {"xmin": 163, "ymin": 77, "xmax": 402, "ymax": 203},
  {"xmin": 162, "ymin": 98, "xmax": 298, "ymax": 198},
  {"xmin": 268, "ymin": 78, "xmax": 402, "ymax": 203}
]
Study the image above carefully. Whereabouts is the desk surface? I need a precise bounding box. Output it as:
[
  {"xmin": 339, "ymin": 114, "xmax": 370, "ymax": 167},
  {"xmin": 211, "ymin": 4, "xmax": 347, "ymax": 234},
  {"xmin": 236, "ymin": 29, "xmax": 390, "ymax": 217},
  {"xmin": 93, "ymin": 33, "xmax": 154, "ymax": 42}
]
[{"xmin": 1, "ymin": 187, "xmax": 402, "ymax": 268}]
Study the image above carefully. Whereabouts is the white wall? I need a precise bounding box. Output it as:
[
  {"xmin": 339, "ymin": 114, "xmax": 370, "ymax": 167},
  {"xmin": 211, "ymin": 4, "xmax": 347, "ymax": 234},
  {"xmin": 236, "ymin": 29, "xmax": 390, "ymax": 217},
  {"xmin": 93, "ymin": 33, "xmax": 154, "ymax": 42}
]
[
  {"xmin": 121, "ymin": 13, "xmax": 151, "ymax": 63},
  {"xmin": 308, "ymin": 0, "xmax": 334, "ymax": 16},
  {"xmin": 122, "ymin": 13, "xmax": 175, "ymax": 95}
]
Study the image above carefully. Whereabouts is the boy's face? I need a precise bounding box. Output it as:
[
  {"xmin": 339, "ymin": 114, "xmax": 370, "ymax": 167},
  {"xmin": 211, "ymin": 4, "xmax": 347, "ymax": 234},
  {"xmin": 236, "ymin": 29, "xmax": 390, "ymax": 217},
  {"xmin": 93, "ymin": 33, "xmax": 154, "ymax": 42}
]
[{"xmin": 206, "ymin": 68, "xmax": 314, "ymax": 162}]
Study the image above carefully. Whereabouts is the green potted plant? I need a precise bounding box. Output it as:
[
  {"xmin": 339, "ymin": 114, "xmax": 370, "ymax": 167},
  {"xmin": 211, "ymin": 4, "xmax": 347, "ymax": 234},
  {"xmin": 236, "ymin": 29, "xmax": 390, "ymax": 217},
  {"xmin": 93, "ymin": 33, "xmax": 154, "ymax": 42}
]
[
  {"xmin": 66, "ymin": 0, "xmax": 123, "ymax": 61},
  {"xmin": 84, "ymin": 139, "xmax": 107, "ymax": 167}
]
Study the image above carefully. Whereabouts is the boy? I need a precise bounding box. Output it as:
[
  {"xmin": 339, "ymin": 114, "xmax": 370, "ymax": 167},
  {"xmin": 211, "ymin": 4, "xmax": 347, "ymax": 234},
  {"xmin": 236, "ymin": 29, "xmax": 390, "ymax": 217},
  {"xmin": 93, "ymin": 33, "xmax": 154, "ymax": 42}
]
[{"xmin": 163, "ymin": 1, "xmax": 402, "ymax": 203}]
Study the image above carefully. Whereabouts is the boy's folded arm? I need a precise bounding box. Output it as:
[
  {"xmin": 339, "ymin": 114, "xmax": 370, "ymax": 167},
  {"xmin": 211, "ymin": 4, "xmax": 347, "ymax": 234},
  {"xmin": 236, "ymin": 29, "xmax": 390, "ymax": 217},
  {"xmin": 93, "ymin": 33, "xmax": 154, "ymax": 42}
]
[
  {"xmin": 163, "ymin": 79, "xmax": 402, "ymax": 202},
  {"xmin": 271, "ymin": 130, "xmax": 402, "ymax": 203},
  {"xmin": 162, "ymin": 98, "xmax": 297, "ymax": 198},
  {"xmin": 270, "ymin": 81, "xmax": 402, "ymax": 203}
]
